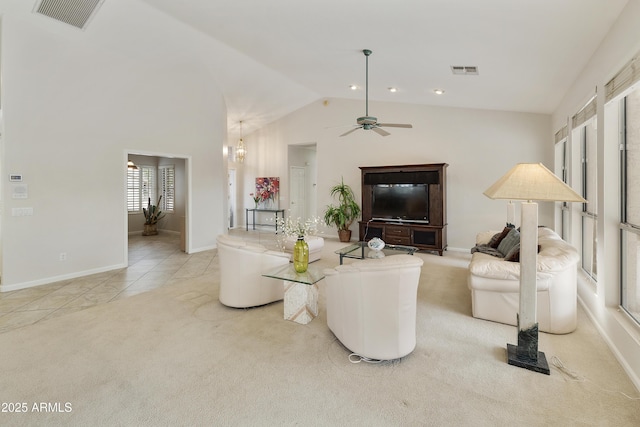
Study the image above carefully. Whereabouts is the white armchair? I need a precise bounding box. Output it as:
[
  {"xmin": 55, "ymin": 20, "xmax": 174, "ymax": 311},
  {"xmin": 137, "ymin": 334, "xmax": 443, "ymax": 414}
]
[
  {"xmin": 216, "ymin": 234, "xmax": 290, "ymax": 308},
  {"xmin": 324, "ymin": 254, "xmax": 424, "ymax": 361}
]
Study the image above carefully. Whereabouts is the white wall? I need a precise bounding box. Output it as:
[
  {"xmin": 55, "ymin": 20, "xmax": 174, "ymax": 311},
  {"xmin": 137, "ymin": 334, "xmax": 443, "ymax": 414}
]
[
  {"xmin": 551, "ymin": 0, "xmax": 640, "ymax": 390},
  {"xmin": 0, "ymin": 1, "xmax": 227, "ymax": 290},
  {"xmin": 242, "ymin": 98, "xmax": 551, "ymax": 250}
]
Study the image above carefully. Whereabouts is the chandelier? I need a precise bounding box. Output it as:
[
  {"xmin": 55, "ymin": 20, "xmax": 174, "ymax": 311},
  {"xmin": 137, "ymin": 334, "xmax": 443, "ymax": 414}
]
[{"xmin": 236, "ymin": 121, "xmax": 246, "ymax": 163}]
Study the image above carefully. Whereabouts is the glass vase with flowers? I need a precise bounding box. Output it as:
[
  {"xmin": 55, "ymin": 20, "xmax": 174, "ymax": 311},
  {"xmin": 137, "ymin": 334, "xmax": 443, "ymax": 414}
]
[{"xmin": 276, "ymin": 215, "xmax": 321, "ymax": 273}]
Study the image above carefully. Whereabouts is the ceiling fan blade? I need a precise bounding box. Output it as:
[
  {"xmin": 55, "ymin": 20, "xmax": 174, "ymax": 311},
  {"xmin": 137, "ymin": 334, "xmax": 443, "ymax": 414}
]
[
  {"xmin": 377, "ymin": 123, "xmax": 413, "ymax": 128},
  {"xmin": 340, "ymin": 127, "xmax": 361, "ymax": 137},
  {"xmin": 372, "ymin": 127, "xmax": 390, "ymax": 137}
]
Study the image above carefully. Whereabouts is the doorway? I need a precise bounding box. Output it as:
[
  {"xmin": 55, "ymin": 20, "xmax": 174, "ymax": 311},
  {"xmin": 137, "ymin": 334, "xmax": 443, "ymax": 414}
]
[
  {"xmin": 125, "ymin": 151, "xmax": 190, "ymax": 262},
  {"xmin": 287, "ymin": 144, "xmax": 317, "ymax": 220},
  {"xmin": 289, "ymin": 166, "xmax": 306, "ymax": 220},
  {"xmin": 228, "ymin": 168, "xmax": 236, "ymax": 229}
]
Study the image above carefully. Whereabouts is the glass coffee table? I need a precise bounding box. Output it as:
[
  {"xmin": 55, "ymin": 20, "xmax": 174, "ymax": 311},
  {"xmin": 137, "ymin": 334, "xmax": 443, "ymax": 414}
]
[
  {"xmin": 335, "ymin": 242, "xmax": 419, "ymax": 265},
  {"xmin": 262, "ymin": 264, "xmax": 325, "ymax": 325}
]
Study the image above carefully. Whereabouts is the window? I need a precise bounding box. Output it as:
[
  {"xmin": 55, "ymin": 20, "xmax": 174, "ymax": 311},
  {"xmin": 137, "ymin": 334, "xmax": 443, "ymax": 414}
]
[
  {"xmin": 159, "ymin": 165, "xmax": 175, "ymax": 212},
  {"xmin": 555, "ymin": 126, "xmax": 570, "ymax": 240},
  {"xmin": 127, "ymin": 165, "xmax": 156, "ymax": 213},
  {"xmin": 581, "ymin": 121, "xmax": 598, "ymax": 279},
  {"xmin": 127, "ymin": 167, "xmax": 141, "ymax": 212},
  {"xmin": 572, "ymin": 97, "xmax": 598, "ymax": 280},
  {"xmin": 621, "ymin": 87, "xmax": 640, "ymax": 324}
]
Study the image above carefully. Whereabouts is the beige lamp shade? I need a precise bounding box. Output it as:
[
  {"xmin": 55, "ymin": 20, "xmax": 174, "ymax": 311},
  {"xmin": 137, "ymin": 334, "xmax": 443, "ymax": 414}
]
[{"xmin": 484, "ymin": 163, "xmax": 586, "ymax": 203}]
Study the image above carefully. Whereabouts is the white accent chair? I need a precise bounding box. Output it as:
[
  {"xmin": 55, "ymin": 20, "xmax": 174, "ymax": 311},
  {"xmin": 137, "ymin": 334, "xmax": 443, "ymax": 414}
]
[
  {"xmin": 324, "ymin": 254, "xmax": 424, "ymax": 360},
  {"xmin": 216, "ymin": 234, "xmax": 290, "ymax": 308},
  {"xmin": 282, "ymin": 235, "xmax": 325, "ymax": 263}
]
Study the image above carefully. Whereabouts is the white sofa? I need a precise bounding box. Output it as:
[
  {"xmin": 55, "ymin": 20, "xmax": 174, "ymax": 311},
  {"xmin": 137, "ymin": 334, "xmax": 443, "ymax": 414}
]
[
  {"xmin": 324, "ymin": 254, "xmax": 424, "ymax": 360},
  {"xmin": 216, "ymin": 234, "xmax": 290, "ymax": 308},
  {"xmin": 467, "ymin": 227, "xmax": 580, "ymax": 334},
  {"xmin": 282, "ymin": 235, "xmax": 324, "ymax": 263}
]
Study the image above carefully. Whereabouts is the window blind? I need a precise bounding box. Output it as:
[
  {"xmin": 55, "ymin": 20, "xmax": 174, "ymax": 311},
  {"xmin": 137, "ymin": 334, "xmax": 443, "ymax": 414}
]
[
  {"xmin": 572, "ymin": 96, "xmax": 597, "ymax": 129},
  {"xmin": 605, "ymin": 56, "xmax": 640, "ymax": 103},
  {"xmin": 554, "ymin": 125, "xmax": 568, "ymax": 143}
]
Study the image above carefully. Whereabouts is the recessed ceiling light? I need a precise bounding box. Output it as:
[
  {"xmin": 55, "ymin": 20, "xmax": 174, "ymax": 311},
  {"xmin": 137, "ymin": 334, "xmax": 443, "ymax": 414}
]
[
  {"xmin": 349, "ymin": 85, "xmax": 358, "ymax": 90},
  {"xmin": 388, "ymin": 87, "xmax": 397, "ymax": 93},
  {"xmin": 434, "ymin": 89, "xmax": 445, "ymax": 95}
]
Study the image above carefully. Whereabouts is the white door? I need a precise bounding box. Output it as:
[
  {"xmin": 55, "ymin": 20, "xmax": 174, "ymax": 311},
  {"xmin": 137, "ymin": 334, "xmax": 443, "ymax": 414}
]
[
  {"xmin": 289, "ymin": 166, "xmax": 306, "ymax": 220},
  {"xmin": 228, "ymin": 169, "xmax": 236, "ymax": 229}
]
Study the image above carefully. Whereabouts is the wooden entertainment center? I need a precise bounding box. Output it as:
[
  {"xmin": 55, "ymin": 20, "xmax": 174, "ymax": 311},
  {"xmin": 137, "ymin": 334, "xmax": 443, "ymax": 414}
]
[{"xmin": 358, "ymin": 163, "xmax": 448, "ymax": 255}]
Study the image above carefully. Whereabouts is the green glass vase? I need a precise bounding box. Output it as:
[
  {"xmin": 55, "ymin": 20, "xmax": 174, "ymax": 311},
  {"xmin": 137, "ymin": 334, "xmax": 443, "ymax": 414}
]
[{"xmin": 293, "ymin": 236, "xmax": 309, "ymax": 273}]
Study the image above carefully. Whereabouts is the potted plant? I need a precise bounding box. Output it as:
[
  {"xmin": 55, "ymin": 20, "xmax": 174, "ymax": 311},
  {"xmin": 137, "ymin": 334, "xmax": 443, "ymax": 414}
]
[
  {"xmin": 142, "ymin": 196, "xmax": 166, "ymax": 236},
  {"xmin": 323, "ymin": 178, "xmax": 361, "ymax": 242}
]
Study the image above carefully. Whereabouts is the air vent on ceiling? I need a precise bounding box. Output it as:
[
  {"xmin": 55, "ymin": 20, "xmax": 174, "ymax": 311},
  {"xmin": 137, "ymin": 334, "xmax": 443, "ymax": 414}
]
[
  {"xmin": 451, "ymin": 65, "xmax": 479, "ymax": 75},
  {"xmin": 33, "ymin": 0, "xmax": 105, "ymax": 30}
]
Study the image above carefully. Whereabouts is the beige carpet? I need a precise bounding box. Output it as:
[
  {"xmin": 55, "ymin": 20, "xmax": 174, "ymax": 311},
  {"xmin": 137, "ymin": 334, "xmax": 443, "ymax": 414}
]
[{"xmin": 1, "ymin": 240, "xmax": 639, "ymax": 426}]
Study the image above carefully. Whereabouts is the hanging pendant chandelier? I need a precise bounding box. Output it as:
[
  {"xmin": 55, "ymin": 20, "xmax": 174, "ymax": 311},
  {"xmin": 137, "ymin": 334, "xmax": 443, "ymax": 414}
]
[{"xmin": 236, "ymin": 121, "xmax": 246, "ymax": 163}]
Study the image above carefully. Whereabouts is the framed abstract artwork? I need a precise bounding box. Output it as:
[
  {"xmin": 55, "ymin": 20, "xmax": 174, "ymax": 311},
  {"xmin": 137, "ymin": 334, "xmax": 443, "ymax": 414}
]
[{"xmin": 255, "ymin": 177, "xmax": 279, "ymax": 208}]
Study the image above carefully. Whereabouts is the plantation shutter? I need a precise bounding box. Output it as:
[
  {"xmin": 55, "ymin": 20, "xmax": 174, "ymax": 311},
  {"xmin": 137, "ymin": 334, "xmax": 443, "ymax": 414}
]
[
  {"xmin": 127, "ymin": 168, "xmax": 141, "ymax": 212},
  {"xmin": 159, "ymin": 165, "xmax": 175, "ymax": 212},
  {"xmin": 141, "ymin": 166, "xmax": 156, "ymax": 207}
]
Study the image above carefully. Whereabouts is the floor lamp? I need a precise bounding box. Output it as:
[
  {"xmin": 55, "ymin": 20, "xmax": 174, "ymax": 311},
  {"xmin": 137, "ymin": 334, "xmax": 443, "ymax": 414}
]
[{"xmin": 484, "ymin": 163, "xmax": 586, "ymax": 375}]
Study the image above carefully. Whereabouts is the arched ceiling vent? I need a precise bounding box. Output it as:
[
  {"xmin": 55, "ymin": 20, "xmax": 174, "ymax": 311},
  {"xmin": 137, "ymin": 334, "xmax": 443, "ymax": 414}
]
[{"xmin": 33, "ymin": 0, "xmax": 105, "ymax": 30}]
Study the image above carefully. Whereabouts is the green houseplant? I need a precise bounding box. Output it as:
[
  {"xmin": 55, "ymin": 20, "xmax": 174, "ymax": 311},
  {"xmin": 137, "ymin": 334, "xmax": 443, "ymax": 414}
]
[
  {"xmin": 323, "ymin": 178, "xmax": 361, "ymax": 242},
  {"xmin": 142, "ymin": 196, "xmax": 166, "ymax": 236}
]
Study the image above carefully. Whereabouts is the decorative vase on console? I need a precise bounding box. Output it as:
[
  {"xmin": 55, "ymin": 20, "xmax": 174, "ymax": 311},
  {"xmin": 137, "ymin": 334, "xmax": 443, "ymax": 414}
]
[
  {"xmin": 293, "ymin": 236, "xmax": 309, "ymax": 273},
  {"xmin": 250, "ymin": 193, "xmax": 260, "ymax": 209}
]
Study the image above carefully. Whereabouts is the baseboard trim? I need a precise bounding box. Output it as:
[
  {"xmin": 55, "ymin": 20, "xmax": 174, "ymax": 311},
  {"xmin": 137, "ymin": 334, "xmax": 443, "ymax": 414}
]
[
  {"xmin": 128, "ymin": 229, "xmax": 180, "ymax": 236},
  {"xmin": 0, "ymin": 262, "xmax": 127, "ymax": 293},
  {"xmin": 577, "ymin": 281, "xmax": 640, "ymax": 392}
]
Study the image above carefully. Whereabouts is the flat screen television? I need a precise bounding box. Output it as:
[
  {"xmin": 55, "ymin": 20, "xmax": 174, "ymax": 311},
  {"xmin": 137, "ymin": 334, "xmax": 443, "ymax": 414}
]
[{"xmin": 371, "ymin": 184, "xmax": 429, "ymax": 224}]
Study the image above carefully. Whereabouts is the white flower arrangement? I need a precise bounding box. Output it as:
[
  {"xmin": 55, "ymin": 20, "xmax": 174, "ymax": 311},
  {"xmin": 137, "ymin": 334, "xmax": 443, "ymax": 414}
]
[{"xmin": 276, "ymin": 215, "xmax": 321, "ymax": 238}]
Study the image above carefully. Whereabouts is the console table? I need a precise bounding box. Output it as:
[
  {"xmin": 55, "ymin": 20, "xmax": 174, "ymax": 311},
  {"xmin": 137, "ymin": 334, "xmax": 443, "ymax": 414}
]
[{"xmin": 246, "ymin": 208, "xmax": 285, "ymax": 232}]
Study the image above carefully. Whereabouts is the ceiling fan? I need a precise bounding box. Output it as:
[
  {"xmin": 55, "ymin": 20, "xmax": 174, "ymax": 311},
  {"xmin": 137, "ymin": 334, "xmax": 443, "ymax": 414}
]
[{"xmin": 340, "ymin": 49, "xmax": 413, "ymax": 137}]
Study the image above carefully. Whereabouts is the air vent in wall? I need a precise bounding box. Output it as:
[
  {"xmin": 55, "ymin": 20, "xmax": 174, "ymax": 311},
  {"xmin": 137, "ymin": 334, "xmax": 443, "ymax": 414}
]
[
  {"xmin": 450, "ymin": 65, "xmax": 479, "ymax": 75},
  {"xmin": 33, "ymin": 0, "xmax": 105, "ymax": 30}
]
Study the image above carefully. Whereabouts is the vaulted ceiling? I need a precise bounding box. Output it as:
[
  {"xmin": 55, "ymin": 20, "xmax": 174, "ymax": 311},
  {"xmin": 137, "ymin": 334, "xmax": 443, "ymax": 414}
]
[{"xmin": 141, "ymin": 1, "xmax": 628, "ymax": 137}]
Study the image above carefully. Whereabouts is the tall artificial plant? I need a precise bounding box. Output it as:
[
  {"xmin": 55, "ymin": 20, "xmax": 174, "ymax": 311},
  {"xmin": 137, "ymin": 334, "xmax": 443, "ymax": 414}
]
[
  {"xmin": 323, "ymin": 178, "xmax": 361, "ymax": 234},
  {"xmin": 143, "ymin": 196, "xmax": 166, "ymax": 225}
]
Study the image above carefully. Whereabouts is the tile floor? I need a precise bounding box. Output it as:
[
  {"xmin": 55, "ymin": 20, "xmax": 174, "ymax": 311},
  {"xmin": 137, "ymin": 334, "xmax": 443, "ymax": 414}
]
[
  {"xmin": 0, "ymin": 229, "xmax": 445, "ymax": 334},
  {"xmin": 0, "ymin": 231, "xmax": 237, "ymax": 334}
]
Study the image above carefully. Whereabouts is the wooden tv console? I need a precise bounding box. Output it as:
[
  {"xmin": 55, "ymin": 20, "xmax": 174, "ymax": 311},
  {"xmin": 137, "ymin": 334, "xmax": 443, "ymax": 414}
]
[{"xmin": 358, "ymin": 163, "xmax": 448, "ymax": 255}]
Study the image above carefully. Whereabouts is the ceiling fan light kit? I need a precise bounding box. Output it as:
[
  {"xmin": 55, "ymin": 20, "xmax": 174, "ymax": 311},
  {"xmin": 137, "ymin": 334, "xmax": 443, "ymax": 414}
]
[{"xmin": 340, "ymin": 49, "xmax": 413, "ymax": 137}]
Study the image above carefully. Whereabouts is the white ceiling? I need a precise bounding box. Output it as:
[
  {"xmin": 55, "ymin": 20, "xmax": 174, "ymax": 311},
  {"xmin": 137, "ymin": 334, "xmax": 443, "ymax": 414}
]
[{"xmin": 139, "ymin": 0, "xmax": 628, "ymax": 137}]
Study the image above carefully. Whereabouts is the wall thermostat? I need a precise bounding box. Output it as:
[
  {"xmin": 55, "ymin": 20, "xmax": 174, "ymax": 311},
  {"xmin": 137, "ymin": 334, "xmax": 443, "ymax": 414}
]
[{"xmin": 9, "ymin": 174, "xmax": 23, "ymax": 182}]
